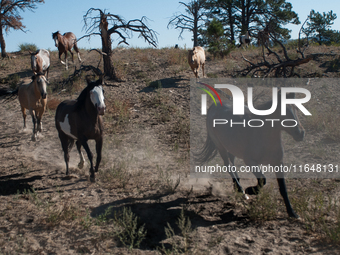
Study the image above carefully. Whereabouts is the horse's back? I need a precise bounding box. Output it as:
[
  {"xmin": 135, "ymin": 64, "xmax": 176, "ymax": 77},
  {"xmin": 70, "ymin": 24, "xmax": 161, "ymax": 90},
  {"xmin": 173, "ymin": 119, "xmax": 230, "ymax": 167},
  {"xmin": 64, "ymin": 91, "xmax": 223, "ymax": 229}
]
[
  {"xmin": 56, "ymin": 100, "xmax": 76, "ymax": 121},
  {"xmin": 63, "ymin": 32, "xmax": 77, "ymax": 41}
]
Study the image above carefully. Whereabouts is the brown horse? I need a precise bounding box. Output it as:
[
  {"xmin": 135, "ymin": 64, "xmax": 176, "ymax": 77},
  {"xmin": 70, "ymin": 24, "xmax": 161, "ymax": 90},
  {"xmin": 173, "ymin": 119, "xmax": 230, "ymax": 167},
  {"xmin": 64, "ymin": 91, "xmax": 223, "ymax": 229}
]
[
  {"xmin": 195, "ymin": 90, "xmax": 305, "ymax": 218},
  {"xmin": 55, "ymin": 77, "xmax": 106, "ymax": 182},
  {"xmin": 52, "ymin": 31, "xmax": 82, "ymax": 70},
  {"xmin": 18, "ymin": 74, "xmax": 48, "ymax": 141}
]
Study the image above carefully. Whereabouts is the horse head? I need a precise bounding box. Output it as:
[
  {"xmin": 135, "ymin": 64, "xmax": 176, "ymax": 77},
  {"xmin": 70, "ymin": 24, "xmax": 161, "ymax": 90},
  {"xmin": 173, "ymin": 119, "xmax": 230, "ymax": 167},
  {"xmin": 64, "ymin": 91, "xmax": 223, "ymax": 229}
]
[
  {"xmin": 52, "ymin": 31, "xmax": 60, "ymax": 47},
  {"xmin": 33, "ymin": 73, "xmax": 48, "ymax": 99},
  {"xmin": 88, "ymin": 78, "xmax": 106, "ymax": 115}
]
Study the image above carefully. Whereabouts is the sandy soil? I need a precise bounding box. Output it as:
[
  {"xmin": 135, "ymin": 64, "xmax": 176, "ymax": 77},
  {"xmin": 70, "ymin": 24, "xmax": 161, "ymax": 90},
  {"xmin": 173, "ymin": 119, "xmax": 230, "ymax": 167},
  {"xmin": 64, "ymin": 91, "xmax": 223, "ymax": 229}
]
[{"xmin": 0, "ymin": 46, "xmax": 340, "ymax": 254}]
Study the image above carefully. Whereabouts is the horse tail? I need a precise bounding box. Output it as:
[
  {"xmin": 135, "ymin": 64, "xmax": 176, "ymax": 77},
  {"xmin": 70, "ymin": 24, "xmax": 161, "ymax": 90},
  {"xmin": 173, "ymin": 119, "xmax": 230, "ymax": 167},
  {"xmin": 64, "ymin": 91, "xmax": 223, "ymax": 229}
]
[{"xmin": 193, "ymin": 133, "xmax": 218, "ymax": 165}]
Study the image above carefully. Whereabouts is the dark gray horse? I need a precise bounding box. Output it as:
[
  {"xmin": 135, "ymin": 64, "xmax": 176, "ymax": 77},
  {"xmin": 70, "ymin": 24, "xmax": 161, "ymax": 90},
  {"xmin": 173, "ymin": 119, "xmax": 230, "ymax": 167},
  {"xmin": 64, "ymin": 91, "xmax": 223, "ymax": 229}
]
[{"xmin": 196, "ymin": 91, "xmax": 305, "ymax": 218}]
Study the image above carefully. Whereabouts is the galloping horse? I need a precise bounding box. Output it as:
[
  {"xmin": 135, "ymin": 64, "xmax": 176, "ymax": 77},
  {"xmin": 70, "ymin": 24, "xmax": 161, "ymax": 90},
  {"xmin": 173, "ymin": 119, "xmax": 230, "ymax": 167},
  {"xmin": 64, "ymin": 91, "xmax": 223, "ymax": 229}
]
[
  {"xmin": 195, "ymin": 90, "xmax": 305, "ymax": 218},
  {"xmin": 52, "ymin": 31, "xmax": 82, "ymax": 70},
  {"xmin": 18, "ymin": 74, "xmax": 48, "ymax": 141},
  {"xmin": 55, "ymin": 77, "xmax": 106, "ymax": 181}
]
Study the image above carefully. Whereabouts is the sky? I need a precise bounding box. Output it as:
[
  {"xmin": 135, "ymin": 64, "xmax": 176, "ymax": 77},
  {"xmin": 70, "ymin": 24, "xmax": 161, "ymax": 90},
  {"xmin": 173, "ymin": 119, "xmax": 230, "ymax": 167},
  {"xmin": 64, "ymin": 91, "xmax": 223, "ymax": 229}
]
[{"xmin": 3, "ymin": 0, "xmax": 340, "ymax": 53}]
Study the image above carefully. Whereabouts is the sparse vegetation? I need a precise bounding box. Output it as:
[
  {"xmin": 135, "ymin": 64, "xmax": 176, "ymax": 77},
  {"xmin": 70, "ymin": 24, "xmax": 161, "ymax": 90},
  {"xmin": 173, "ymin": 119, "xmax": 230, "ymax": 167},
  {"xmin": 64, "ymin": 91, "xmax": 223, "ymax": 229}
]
[
  {"xmin": 247, "ymin": 185, "xmax": 279, "ymax": 222},
  {"xmin": 18, "ymin": 43, "xmax": 38, "ymax": 53},
  {"xmin": 113, "ymin": 206, "xmax": 147, "ymax": 249},
  {"xmin": 0, "ymin": 43, "xmax": 340, "ymax": 254}
]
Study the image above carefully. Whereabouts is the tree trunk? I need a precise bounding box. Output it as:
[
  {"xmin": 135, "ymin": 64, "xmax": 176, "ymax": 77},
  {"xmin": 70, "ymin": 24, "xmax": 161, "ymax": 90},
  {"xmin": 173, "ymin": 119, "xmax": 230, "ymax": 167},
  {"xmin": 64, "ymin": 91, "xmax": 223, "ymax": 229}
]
[
  {"xmin": 193, "ymin": 1, "xmax": 198, "ymax": 47},
  {"xmin": 0, "ymin": 27, "xmax": 8, "ymax": 58},
  {"xmin": 228, "ymin": 1, "xmax": 235, "ymax": 44},
  {"xmin": 100, "ymin": 16, "xmax": 116, "ymax": 80}
]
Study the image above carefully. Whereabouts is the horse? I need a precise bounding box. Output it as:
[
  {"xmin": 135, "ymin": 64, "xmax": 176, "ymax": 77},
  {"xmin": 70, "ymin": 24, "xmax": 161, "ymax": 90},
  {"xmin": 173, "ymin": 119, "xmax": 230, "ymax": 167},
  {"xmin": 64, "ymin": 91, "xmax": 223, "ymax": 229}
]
[
  {"xmin": 52, "ymin": 31, "xmax": 82, "ymax": 70},
  {"xmin": 55, "ymin": 77, "xmax": 106, "ymax": 182},
  {"xmin": 188, "ymin": 46, "xmax": 205, "ymax": 80},
  {"xmin": 18, "ymin": 74, "xmax": 48, "ymax": 141},
  {"xmin": 239, "ymin": 31, "xmax": 251, "ymax": 48},
  {"xmin": 30, "ymin": 49, "xmax": 50, "ymax": 79},
  {"xmin": 195, "ymin": 90, "xmax": 305, "ymax": 218}
]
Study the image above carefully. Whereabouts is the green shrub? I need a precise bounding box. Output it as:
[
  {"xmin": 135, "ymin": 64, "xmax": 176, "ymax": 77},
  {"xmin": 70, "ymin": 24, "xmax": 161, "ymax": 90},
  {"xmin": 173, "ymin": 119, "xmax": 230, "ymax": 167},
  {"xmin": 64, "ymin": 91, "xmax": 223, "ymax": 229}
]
[{"xmin": 18, "ymin": 43, "xmax": 38, "ymax": 52}]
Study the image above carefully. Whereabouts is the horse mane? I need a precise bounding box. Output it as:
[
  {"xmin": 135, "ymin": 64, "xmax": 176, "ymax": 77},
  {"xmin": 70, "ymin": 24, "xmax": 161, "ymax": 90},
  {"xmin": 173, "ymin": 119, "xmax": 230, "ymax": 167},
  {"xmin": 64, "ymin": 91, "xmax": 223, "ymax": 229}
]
[
  {"xmin": 52, "ymin": 31, "xmax": 59, "ymax": 39},
  {"xmin": 74, "ymin": 79, "xmax": 101, "ymax": 111},
  {"xmin": 74, "ymin": 84, "xmax": 95, "ymax": 111}
]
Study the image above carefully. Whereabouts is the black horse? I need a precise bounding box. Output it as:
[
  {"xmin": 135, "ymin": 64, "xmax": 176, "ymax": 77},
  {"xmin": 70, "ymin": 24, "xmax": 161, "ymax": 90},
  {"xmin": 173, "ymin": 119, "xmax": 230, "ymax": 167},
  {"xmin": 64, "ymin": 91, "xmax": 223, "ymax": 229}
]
[{"xmin": 55, "ymin": 77, "xmax": 106, "ymax": 181}]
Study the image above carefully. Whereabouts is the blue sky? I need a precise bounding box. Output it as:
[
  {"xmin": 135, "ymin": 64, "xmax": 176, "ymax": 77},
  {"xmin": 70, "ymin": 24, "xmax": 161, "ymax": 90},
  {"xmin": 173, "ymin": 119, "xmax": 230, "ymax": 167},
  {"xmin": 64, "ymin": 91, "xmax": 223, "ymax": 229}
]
[{"xmin": 3, "ymin": 0, "xmax": 340, "ymax": 52}]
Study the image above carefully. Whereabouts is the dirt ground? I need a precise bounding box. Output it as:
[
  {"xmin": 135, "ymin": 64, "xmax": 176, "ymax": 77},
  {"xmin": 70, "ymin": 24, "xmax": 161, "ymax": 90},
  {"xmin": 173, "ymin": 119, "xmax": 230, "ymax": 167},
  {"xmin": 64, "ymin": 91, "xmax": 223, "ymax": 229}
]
[{"xmin": 0, "ymin": 45, "xmax": 340, "ymax": 254}]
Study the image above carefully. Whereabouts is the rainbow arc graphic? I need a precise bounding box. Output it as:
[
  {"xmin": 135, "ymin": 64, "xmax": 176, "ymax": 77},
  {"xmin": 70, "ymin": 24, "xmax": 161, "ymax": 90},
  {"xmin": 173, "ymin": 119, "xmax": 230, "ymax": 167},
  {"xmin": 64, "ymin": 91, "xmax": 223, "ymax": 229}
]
[{"xmin": 198, "ymin": 82, "xmax": 223, "ymax": 106}]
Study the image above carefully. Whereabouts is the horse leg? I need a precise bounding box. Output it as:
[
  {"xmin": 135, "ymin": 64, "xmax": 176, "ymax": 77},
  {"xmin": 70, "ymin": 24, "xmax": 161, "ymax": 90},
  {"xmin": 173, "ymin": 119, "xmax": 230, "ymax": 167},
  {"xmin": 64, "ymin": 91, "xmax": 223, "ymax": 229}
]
[
  {"xmin": 37, "ymin": 117, "xmax": 42, "ymax": 132},
  {"xmin": 60, "ymin": 52, "xmax": 68, "ymax": 70},
  {"xmin": 227, "ymin": 153, "xmax": 243, "ymax": 192},
  {"xmin": 30, "ymin": 109, "xmax": 37, "ymax": 141},
  {"xmin": 276, "ymin": 165, "xmax": 298, "ymax": 218},
  {"xmin": 76, "ymin": 141, "xmax": 85, "ymax": 169},
  {"xmin": 94, "ymin": 137, "xmax": 103, "ymax": 172},
  {"xmin": 202, "ymin": 63, "xmax": 205, "ymax": 78},
  {"xmin": 80, "ymin": 138, "xmax": 95, "ymax": 181},
  {"xmin": 59, "ymin": 133, "xmax": 71, "ymax": 175},
  {"xmin": 219, "ymin": 150, "xmax": 247, "ymax": 199},
  {"xmin": 36, "ymin": 109, "xmax": 43, "ymax": 132},
  {"xmin": 73, "ymin": 43, "xmax": 82, "ymax": 63},
  {"xmin": 59, "ymin": 51, "xmax": 64, "ymax": 65},
  {"xmin": 243, "ymin": 158, "xmax": 266, "ymax": 195},
  {"xmin": 65, "ymin": 52, "xmax": 69, "ymax": 70},
  {"xmin": 69, "ymin": 49, "xmax": 74, "ymax": 63},
  {"xmin": 245, "ymin": 170, "xmax": 266, "ymax": 195},
  {"xmin": 21, "ymin": 106, "xmax": 27, "ymax": 129}
]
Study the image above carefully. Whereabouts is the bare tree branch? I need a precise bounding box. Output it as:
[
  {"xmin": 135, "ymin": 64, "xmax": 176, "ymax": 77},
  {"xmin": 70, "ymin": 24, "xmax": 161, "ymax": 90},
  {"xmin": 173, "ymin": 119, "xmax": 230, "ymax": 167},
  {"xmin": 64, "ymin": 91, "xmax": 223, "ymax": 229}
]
[{"xmin": 82, "ymin": 8, "xmax": 158, "ymax": 80}]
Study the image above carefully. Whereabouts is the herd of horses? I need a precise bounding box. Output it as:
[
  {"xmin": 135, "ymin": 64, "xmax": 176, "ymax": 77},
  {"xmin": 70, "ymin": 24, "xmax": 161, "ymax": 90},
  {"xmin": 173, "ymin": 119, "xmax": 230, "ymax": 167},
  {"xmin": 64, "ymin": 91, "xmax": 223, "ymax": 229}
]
[
  {"xmin": 0, "ymin": 28, "xmax": 305, "ymax": 218},
  {"xmin": 2, "ymin": 31, "xmax": 104, "ymax": 181}
]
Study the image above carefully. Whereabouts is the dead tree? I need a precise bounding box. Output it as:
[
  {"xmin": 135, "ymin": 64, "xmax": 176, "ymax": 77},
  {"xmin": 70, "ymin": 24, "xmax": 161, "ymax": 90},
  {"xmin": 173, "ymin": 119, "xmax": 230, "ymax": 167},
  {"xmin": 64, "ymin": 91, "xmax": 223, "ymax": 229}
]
[
  {"xmin": 81, "ymin": 8, "xmax": 158, "ymax": 81},
  {"xmin": 241, "ymin": 21, "xmax": 312, "ymax": 78}
]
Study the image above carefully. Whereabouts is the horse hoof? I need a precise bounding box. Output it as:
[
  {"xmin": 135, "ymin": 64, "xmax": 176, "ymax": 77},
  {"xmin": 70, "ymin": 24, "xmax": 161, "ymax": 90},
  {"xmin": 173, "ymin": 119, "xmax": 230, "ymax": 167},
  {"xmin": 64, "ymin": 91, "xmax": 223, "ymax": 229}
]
[
  {"xmin": 78, "ymin": 162, "xmax": 84, "ymax": 169},
  {"xmin": 90, "ymin": 176, "xmax": 96, "ymax": 183},
  {"xmin": 31, "ymin": 136, "xmax": 36, "ymax": 142},
  {"xmin": 288, "ymin": 211, "xmax": 299, "ymax": 219},
  {"xmin": 243, "ymin": 193, "xmax": 249, "ymax": 200}
]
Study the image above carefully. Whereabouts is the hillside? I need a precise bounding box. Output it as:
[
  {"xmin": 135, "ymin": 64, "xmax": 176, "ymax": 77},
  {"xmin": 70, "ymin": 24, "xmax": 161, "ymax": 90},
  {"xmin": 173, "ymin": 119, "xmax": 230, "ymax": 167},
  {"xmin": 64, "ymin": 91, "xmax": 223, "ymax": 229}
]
[{"xmin": 0, "ymin": 45, "xmax": 340, "ymax": 254}]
